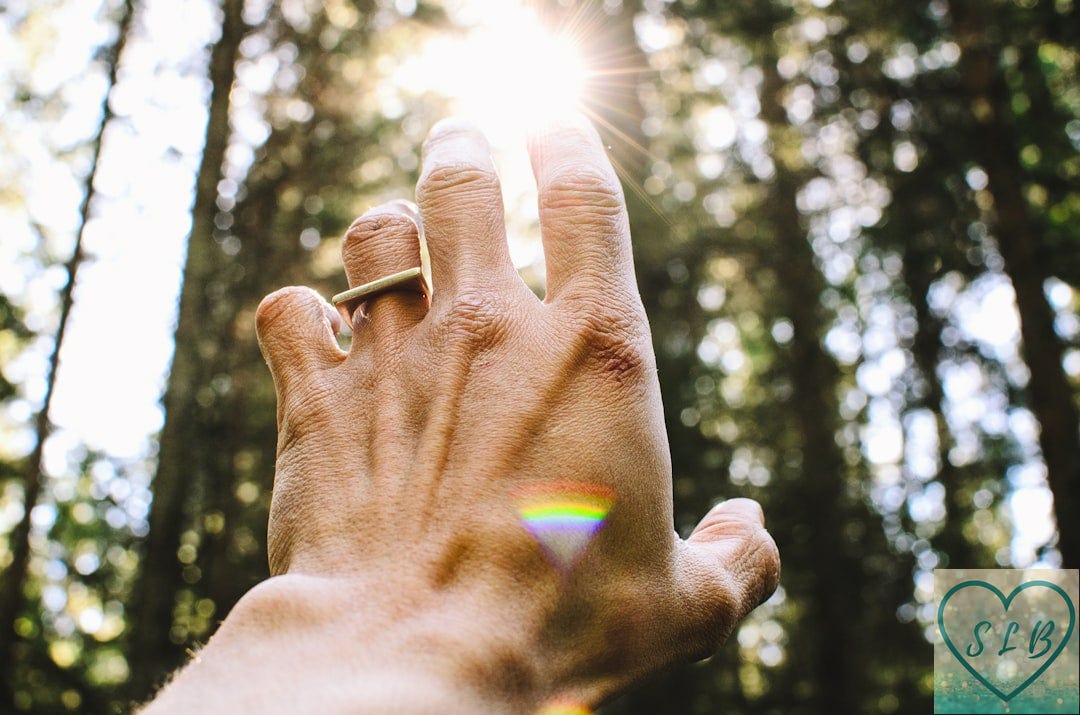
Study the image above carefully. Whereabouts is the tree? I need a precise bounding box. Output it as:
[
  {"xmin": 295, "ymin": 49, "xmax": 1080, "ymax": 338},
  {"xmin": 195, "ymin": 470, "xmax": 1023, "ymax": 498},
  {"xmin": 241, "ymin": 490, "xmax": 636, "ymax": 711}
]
[
  {"xmin": 0, "ymin": 1, "xmax": 136, "ymax": 709},
  {"xmin": 125, "ymin": 0, "xmax": 247, "ymax": 699},
  {"xmin": 948, "ymin": 0, "xmax": 1079, "ymax": 566}
]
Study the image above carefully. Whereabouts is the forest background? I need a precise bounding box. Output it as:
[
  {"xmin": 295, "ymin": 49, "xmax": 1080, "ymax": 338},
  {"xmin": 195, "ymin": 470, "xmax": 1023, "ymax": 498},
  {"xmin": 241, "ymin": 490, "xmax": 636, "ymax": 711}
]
[{"xmin": 0, "ymin": 0, "xmax": 1077, "ymax": 712}]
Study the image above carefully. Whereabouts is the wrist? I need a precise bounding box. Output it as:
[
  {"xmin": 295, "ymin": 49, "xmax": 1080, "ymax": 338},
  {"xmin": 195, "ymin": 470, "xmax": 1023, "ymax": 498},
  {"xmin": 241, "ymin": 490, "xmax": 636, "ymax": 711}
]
[{"xmin": 147, "ymin": 573, "xmax": 547, "ymax": 714}]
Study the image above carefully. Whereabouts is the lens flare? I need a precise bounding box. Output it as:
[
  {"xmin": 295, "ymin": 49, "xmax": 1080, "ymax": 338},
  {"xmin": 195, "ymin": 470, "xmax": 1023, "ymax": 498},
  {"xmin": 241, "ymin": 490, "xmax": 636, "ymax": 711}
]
[
  {"xmin": 515, "ymin": 481, "xmax": 614, "ymax": 574},
  {"xmin": 394, "ymin": 1, "xmax": 588, "ymax": 143},
  {"xmin": 536, "ymin": 699, "xmax": 594, "ymax": 715}
]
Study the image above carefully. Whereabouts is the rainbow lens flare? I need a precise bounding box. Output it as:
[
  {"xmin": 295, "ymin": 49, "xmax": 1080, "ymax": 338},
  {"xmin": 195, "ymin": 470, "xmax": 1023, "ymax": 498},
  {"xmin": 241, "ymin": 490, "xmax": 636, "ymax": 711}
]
[
  {"xmin": 536, "ymin": 700, "xmax": 593, "ymax": 715},
  {"xmin": 515, "ymin": 481, "xmax": 615, "ymax": 574}
]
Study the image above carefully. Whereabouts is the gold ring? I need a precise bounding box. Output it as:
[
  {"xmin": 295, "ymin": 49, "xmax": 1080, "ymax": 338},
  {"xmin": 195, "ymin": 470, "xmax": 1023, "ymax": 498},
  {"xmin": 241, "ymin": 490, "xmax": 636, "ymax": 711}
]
[{"xmin": 331, "ymin": 266, "xmax": 428, "ymax": 320}]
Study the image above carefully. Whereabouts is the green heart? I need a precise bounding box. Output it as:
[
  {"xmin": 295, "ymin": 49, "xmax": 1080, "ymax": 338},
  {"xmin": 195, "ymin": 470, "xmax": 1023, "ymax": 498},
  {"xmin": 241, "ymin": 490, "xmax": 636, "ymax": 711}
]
[{"xmin": 938, "ymin": 579, "xmax": 1076, "ymax": 702}]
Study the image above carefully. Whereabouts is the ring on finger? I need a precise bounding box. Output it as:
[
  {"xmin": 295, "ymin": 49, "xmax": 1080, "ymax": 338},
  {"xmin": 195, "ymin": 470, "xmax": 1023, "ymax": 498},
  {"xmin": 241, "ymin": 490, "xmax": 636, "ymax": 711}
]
[{"xmin": 331, "ymin": 266, "xmax": 429, "ymax": 324}]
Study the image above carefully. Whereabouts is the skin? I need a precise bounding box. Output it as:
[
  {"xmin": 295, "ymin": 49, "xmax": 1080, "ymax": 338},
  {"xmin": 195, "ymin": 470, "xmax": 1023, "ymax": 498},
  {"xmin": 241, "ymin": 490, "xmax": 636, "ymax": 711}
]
[{"xmin": 143, "ymin": 114, "xmax": 780, "ymax": 714}]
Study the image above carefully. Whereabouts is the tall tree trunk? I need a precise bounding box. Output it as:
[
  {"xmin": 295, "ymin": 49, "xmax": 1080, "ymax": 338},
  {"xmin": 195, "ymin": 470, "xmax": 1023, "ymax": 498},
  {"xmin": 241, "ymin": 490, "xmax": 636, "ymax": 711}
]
[
  {"xmin": 903, "ymin": 244, "xmax": 988, "ymax": 568},
  {"xmin": 950, "ymin": 0, "xmax": 1080, "ymax": 566},
  {"xmin": 758, "ymin": 55, "xmax": 859, "ymax": 714},
  {"xmin": 0, "ymin": 0, "xmax": 135, "ymax": 705},
  {"xmin": 126, "ymin": 0, "xmax": 246, "ymax": 701}
]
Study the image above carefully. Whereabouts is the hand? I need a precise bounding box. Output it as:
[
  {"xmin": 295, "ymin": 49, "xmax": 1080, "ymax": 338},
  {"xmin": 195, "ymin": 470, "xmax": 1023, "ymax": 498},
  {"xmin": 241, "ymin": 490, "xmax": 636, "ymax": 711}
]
[{"xmin": 148, "ymin": 114, "xmax": 779, "ymax": 714}]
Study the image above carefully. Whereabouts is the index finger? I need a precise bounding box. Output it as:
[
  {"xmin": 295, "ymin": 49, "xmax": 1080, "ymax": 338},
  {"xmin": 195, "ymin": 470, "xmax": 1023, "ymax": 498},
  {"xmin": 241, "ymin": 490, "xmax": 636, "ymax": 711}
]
[{"xmin": 527, "ymin": 113, "xmax": 637, "ymax": 305}]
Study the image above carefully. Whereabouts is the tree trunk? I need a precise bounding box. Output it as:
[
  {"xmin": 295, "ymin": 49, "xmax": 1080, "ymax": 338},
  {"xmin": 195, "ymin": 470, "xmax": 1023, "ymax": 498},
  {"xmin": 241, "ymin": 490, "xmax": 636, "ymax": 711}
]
[
  {"xmin": 950, "ymin": 0, "xmax": 1080, "ymax": 566},
  {"xmin": 903, "ymin": 244, "xmax": 988, "ymax": 568},
  {"xmin": 758, "ymin": 55, "xmax": 860, "ymax": 714},
  {"xmin": 125, "ymin": 0, "xmax": 246, "ymax": 701},
  {"xmin": 0, "ymin": 0, "xmax": 135, "ymax": 705}
]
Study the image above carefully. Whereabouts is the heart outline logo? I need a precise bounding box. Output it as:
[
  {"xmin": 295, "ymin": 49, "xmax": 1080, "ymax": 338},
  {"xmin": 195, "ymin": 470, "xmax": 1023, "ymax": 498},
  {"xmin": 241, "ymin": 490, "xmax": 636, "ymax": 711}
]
[{"xmin": 937, "ymin": 579, "xmax": 1076, "ymax": 702}]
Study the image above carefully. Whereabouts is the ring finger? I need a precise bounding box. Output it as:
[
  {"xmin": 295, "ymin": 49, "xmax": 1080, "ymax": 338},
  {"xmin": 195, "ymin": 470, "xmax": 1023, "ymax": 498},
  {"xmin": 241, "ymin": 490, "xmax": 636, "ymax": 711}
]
[{"xmin": 338, "ymin": 200, "xmax": 429, "ymax": 349}]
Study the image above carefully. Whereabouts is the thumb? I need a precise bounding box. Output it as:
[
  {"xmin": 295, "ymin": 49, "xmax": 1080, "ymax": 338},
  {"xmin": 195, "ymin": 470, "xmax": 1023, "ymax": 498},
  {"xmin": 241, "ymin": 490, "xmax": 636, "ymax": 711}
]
[
  {"xmin": 674, "ymin": 498, "xmax": 780, "ymax": 659},
  {"xmin": 255, "ymin": 286, "xmax": 345, "ymax": 399}
]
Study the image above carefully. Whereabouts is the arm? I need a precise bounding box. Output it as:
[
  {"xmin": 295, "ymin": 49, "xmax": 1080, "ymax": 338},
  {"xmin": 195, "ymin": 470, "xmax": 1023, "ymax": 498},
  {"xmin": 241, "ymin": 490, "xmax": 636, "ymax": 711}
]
[
  {"xmin": 143, "ymin": 113, "xmax": 779, "ymax": 714},
  {"xmin": 142, "ymin": 574, "xmax": 528, "ymax": 713}
]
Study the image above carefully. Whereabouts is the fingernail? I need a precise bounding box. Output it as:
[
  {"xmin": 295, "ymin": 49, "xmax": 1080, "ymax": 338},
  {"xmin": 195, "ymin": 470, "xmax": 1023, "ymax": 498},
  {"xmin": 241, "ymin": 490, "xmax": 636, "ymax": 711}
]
[
  {"xmin": 527, "ymin": 110, "xmax": 595, "ymax": 139},
  {"xmin": 722, "ymin": 497, "xmax": 766, "ymax": 525},
  {"xmin": 526, "ymin": 111, "xmax": 601, "ymax": 160},
  {"xmin": 382, "ymin": 199, "xmax": 420, "ymax": 224},
  {"xmin": 421, "ymin": 118, "xmax": 494, "ymax": 175}
]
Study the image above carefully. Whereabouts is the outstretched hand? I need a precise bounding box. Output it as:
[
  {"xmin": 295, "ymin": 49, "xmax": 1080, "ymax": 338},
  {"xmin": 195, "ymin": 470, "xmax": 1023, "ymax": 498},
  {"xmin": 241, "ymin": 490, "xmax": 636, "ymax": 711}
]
[{"xmin": 147, "ymin": 114, "xmax": 779, "ymax": 714}]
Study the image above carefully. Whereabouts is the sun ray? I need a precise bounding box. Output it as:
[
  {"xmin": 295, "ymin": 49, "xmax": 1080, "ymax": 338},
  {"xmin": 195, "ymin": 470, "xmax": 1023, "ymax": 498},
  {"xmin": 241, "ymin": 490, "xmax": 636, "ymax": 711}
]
[
  {"xmin": 391, "ymin": 0, "xmax": 680, "ymax": 259},
  {"xmin": 583, "ymin": 108, "xmax": 675, "ymax": 230}
]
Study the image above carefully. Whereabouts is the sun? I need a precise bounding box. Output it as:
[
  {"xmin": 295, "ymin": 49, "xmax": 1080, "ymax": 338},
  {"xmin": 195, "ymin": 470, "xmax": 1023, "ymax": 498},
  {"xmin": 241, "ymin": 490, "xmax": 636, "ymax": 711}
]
[
  {"xmin": 455, "ymin": 7, "xmax": 587, "ymax": 124},
  {"xmin": 388, "ymin": 0, "xmax": 609, "ymax": 270},
  {"xmin": 395, "ymin": 1, "xmax": 589, "ymax": 143}
]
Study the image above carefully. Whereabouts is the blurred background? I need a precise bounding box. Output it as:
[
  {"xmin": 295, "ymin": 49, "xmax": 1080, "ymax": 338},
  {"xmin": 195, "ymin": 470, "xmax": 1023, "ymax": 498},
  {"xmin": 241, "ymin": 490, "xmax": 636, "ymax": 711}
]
[{"xmin": 0, "ymin": 0, "xmax": 1077, "ymax": 712}]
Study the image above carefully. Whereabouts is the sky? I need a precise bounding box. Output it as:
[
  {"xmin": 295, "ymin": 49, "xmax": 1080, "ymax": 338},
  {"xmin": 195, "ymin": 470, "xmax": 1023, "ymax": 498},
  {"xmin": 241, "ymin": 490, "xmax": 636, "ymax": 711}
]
[{"xmin": 0, "ymin": 0, "xmax": 1070, "ymax": 571}]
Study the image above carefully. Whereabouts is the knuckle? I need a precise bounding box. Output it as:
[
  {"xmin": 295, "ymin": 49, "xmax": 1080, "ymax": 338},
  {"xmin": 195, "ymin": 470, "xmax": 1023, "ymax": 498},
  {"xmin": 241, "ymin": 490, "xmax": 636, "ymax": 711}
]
[
  {"xmin": 708, "ymin": 525, "xmax": 781, "ymax": 617},
  {"xmin": 255, "ymin": 286, "xmax": 310, "ymax": 338},
  {"xmin": 432, "ymin": 289, "xmax": 514, "ymax": 352},
  {"xmin": 672, "ymin": 549, "xmax": 742, "ymax": 659},
  {"xmin": 540, "ymin": 165, "xmax": 624, "ymax": 218},
  {"xmin": 566, "ymin": 299, "xmax": 651, "ymax": 385},
  {"xmin": 344, "ymin": 213, "xmax": 416, "ymax": 249},
  {"xmin": 277, "ymin": 376, "xmax": 343, "ymax": 445},
  {"xmin": 281, "ymin": 389, "xmax": 330, "ymax": 434},
  {"xmin": 417, "ymin": 163, "xmax": 501, "ymax": 204}
]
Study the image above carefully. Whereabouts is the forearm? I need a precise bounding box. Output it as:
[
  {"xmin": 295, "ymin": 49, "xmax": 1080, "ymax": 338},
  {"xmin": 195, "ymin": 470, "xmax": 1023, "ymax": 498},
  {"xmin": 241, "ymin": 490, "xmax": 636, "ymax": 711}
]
[{"xmin": 140, "ymin": 574, "xmax": 538, "ymax": 714}]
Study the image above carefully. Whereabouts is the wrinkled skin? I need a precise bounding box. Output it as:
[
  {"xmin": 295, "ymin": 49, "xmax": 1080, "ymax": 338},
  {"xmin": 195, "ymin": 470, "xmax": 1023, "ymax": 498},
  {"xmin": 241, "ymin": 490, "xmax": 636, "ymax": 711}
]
[{"xmin": 147, "ymin": 115, "xmax": 779, "ymax": 714}]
